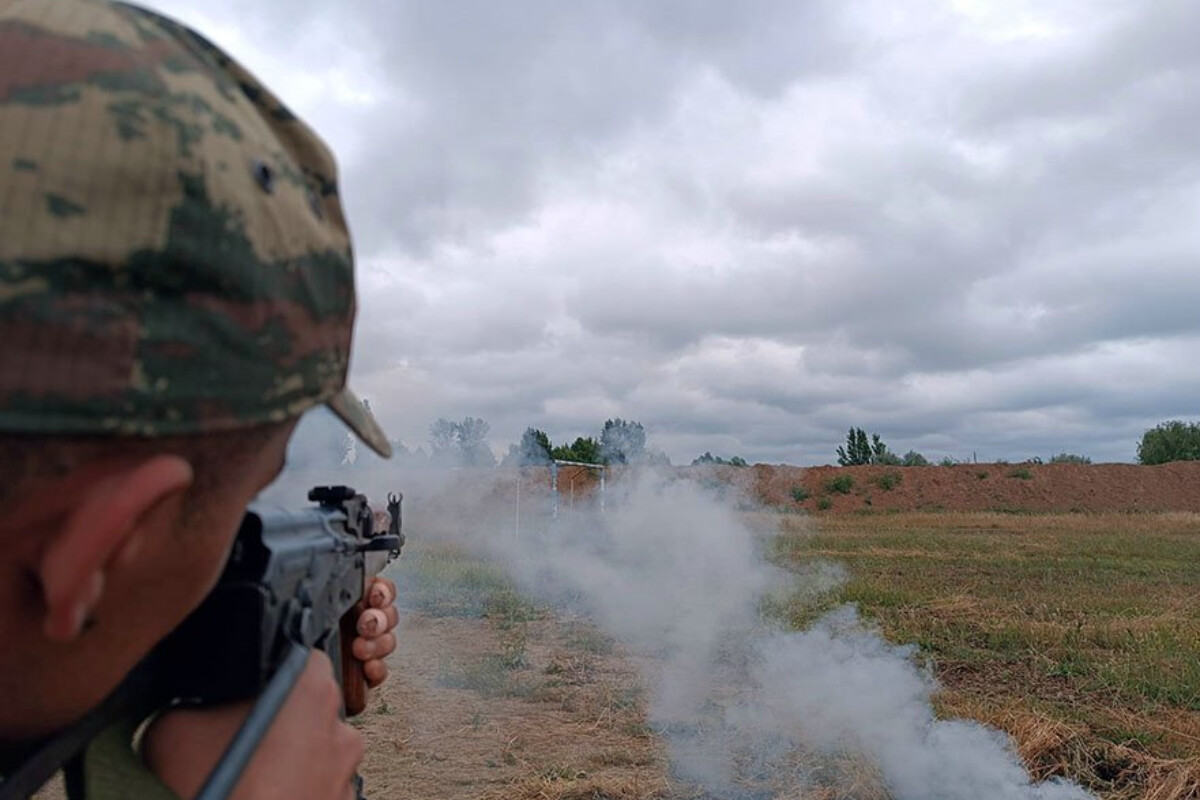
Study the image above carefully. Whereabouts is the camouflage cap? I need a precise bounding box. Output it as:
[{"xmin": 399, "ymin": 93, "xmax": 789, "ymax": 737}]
[{"xmin": 0, "ymin": 0, "xmax": 391, "ymax": 456}]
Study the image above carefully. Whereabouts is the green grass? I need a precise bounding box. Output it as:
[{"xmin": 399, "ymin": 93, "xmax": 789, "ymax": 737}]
[
  {"xmin": 771, "ymin": 511, "xmax": 1200, "ymax": 797},
  {"xmin": 398, "ymin": 542, "xmax": 546, "ymax": 698},
  {"xmin": 875, "ymin": 471, "xmax": 902, "ymax": 491},
  {"xmin": 438, "ymin": 653, "xmax": 536, "ymax": 698},
  {"xmin": 394, "ymin": 542, "xmax": 541, "ymax": 623},
  {"xmin": 563, "ymin": 620, "xmax": 616, "ymax": 655},
  {"xmin": 825, "ymin": 474, "xmax": 855, "ymax": 494}
]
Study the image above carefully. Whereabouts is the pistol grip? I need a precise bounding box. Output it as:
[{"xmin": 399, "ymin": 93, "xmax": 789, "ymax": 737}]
[{"xmin": 339, "ymin": 604, "xmax": 369, "ymax": 717}]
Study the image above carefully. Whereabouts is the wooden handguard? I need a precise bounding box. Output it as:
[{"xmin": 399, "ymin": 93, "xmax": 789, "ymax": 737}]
[{"xmin": 340, "ymin": 602, "xmax": 369, "ymax": 716}]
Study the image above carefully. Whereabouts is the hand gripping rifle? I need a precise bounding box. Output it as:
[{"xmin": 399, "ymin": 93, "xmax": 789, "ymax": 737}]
[{"xmin": 0, "ymin": 485, "xmax": 404, "ymax": 800}]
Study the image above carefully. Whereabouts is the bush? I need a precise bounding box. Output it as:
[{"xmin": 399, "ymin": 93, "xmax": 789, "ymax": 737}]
[
  {"xmin": 816, "ymin": 497, "xmax": 834, "ymax": 511},
  {"xmin": 876, "ymin": 471, "xmax": 902, "ymax": 491},
  {"xmin": 1049, "ymin": 453, "xmax": 1092, "ymax": 464},
  {"xmin": 1137, "ymin": 421, "xmax": 1200, "ymax": 465},
  {"xmin": 901, "ymin": 450, "xmax": 930, "ymax": 466},
  {"xmin": 791, "ymin": 486, "xmax": 811, "ymax": 502},
  {"xmin": 939, "ymin": 456, "xmax": 958, "ymax": 467},
  {"xmin": 825, "ymin": 474, "xmax": 855, "ymax": 494},
  {"xmin": 1008, "ymin": 467, "xmax": 1033, "ymax": 480}
]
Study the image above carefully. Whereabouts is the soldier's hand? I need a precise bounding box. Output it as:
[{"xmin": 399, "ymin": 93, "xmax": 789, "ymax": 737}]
[
  {"xmin": 143, "ymin": 650, "xmax": 363, "ymax": 800},
  {"xmin": 352, "ymin": 577, "xmax": 399, "ymax": 687}
]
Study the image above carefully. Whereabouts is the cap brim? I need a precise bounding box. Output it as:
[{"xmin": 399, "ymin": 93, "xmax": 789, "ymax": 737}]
[{"xmin": 327, "ymin": 388, "xmax": 393, "ymax": 458}]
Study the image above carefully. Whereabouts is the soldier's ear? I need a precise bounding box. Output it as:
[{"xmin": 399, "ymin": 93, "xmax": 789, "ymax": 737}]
[{"xmin": 38, "ymin": 456, "xmax": 193, "ymax": 642}]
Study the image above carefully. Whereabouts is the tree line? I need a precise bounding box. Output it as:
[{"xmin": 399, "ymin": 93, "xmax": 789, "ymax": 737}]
[
  {"xmin": 503, "ymin": 418, "xmax": 666, "ymax": 467},
  {"xmin": 291, "ymin": 406, "xmax": 1200, "ymax": 472},
  {"xmin": 291, "ymin": 409, "xmax": 756, "ymax": 472},
  {"xmin": 834, "ymin": 420, "xmax": 1200, "ymax": 467}
]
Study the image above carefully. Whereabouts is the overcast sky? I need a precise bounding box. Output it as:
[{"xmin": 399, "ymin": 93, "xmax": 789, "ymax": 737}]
[{"xmin": 147, "ymin": 0, "xmax": 1199, "ymax": 465}]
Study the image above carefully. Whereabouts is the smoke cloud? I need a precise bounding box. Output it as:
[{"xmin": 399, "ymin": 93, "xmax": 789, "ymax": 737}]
[{"xmin": 264, "ymin": 460, "xmax": 1093, "ymax": 799}]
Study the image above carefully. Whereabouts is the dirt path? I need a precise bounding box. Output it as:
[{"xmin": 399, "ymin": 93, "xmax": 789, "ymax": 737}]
[{"xmin": 357, "ymin": 609, "xmax": 673, "ymax": 800}]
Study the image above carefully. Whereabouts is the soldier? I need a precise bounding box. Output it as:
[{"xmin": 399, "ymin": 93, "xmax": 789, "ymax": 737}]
[{"xmin": 0, "ymin": 0, "xmax": 399, "ymax": 797}]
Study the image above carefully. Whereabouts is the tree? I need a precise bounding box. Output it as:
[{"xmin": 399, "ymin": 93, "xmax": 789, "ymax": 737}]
[
  {"xmin": 429, "ymin": 418, "xmax": 458, "ymax": 463},
  {"xmin": 1048, "ymin": 453, "xmax": 1091, "ymax": 464},
  {"xmin": 644, "ymin": 449, "xmax": 673, "ymax": 467},
  {"xmin": 508, "ymin": 427, "xmax": 552, "ymax": 466},
  {"xmin": 1137, "ymin": 421, "xmax": 1200, "ymax": 465},
  {"xmin": 837, "ymin": 428, "xmax": 872, "ymax": 466},
  {"xmin": 428, "ymin": 416, "xmax": 496, "ymax": 467},
  {"xmin": 901, "ymin": 450, "xmax": 930, "ymax": 466},
  {"xmin": 552, "ymin": 436, "xmax": 602, "ymax": 464},
  {"xmin": 873, "ymin": 439, "xmax": 902, "ymax": 466},
  {"xmin": 836, "ymin": 428, "xmax": 898, "ymax": 466},
  {"xmin": 457, "ymin": 416, "xmax": 496, "ymax": 467},
  {"xmin": 599, "ymin": 418, "xmax": 646, "ymax": 465}
]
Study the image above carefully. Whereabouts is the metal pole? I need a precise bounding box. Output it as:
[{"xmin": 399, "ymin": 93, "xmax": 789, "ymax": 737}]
[{"xmin": 551, "ymin": 462, "xmax": 559, "ymax": 520}]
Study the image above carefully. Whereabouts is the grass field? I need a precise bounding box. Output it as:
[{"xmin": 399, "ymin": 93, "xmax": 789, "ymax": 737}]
[
  {"xmin": 385, "ymin": 511, "xmax": 1200, "ymax": 799},
  {"xmin": 770, "ymin": 511, "xmax": 1200, "ymax": 800}
]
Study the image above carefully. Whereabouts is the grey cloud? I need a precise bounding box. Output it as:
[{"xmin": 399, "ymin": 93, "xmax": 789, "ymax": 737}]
[
  {"xmin": 142, "ymin": 0, "xmax": 1200, "ymax": 465},
  {"xmin": 966, "ymin": 1, "xmax": 1200, "ymax": 130},
  {"xmin": 332, "ymin": 1, "xmax": 868, "ymax": 254}
]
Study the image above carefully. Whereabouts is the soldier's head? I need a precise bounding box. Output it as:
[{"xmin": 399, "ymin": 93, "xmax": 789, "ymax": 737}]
[{"xmin": 0, "ymin": 0, "xmax": 389, "ymax": 738}]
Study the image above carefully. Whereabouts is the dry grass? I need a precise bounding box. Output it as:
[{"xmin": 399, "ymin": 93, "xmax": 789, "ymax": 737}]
[
  {"xmin": 773, "ymin": 511, "xmax": 1200, "ymax": 800},
  {"xmin": 483, "ymin": 772, "xmax": 671, "ymax": 800},
  {"xmin": 361, "ymin": 541, "xmax": 669, "ymax": 800}
]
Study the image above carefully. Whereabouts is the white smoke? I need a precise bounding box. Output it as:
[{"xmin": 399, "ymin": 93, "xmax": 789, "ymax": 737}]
[
  {"xmin": 739, "ymin": 610, "xmax": 1090, "ymax": 799},
  {"xmin": 261, "ymin": 458, "xmax": 1093, "ymax": 799},
  {"xmin": 446, "ymin": 469, "xmax": 1094, "ymax": 800}
]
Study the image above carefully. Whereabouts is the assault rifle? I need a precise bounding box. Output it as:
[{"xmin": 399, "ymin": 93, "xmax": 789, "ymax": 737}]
[{"xmin": 1, "ymin": 485, "xmax": 404, "ymax": 800}]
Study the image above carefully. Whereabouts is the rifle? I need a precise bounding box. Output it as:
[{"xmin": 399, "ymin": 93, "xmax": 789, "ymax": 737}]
[{"xmin": 1, "ymin": 485, "xmax": 404, "ymax": 800}]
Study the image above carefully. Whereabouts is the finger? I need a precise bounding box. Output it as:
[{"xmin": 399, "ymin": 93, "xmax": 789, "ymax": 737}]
[
  {"xmin": 367, "ymin": 578, "xmax": 396, "ymax": 608},
  {"xmin": 363, "ymin": 659, "xmax": 388, "ymax": 687},
  {"xmin": 351, "ymin": 632, "xmax": 396, "ymax": 662},
  {"xmin": 356, "ymin": 608, "xmax": 388, "ymax": 638},
  {"xmin": 381, "ymin": 604, "xmax": 400, "ymax": 632}
]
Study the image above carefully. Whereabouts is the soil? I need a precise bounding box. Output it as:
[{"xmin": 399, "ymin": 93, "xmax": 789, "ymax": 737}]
[
  {"xmin": 356, "ymin": 611, "xmax": 673, "ymax": 800},
  {"xmin": 694, "ymin": 461, "xmax": 1200, "ymax": 514}
]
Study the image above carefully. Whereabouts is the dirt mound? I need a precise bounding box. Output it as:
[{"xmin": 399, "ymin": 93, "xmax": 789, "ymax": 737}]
[{"xmin": 691, "ymin": 461, "xmax": 1200, "ymax": 514}]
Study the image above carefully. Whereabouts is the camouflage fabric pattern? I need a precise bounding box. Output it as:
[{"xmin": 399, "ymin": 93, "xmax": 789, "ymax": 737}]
[{"xmin": 0, "ymin": 0, "xmax": 390, "ymax": 456}]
